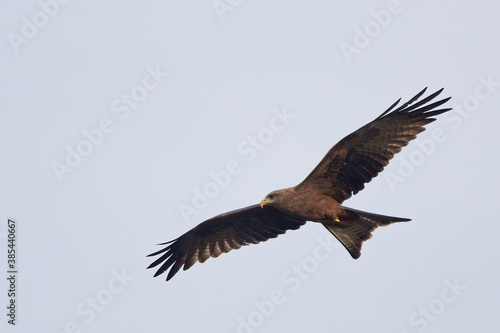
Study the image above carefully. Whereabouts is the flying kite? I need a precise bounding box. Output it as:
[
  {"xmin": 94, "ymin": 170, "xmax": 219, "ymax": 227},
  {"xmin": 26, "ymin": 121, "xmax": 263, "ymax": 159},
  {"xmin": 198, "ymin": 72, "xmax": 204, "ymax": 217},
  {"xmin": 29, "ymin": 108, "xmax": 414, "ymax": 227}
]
[{"xmin": 148, "ymin": 88, "xmax": 451, "ymax": 281}]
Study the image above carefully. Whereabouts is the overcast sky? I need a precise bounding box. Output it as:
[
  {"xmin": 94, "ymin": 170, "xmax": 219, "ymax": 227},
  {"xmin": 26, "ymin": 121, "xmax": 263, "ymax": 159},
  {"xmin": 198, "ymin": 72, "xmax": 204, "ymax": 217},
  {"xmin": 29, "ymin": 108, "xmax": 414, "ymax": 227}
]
[{"xmin": 1, "ymin": 1, "xmax": 500, "ymax": 332}]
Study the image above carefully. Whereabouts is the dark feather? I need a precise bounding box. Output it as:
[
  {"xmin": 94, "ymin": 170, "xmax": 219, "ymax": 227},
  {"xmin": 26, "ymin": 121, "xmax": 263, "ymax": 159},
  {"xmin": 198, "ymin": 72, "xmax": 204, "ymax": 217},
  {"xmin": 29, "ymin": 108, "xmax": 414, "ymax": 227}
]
[
  {"xmin": 297, "ymin": 88, "xmax": 451, "ymax": 203},
  {"xmin": 323, "ymin": 207, "xmax": 411, "ymax": 259},
  {"xmin": 147, "ymin": 205, "xmax": 305, "ymax": 281}
]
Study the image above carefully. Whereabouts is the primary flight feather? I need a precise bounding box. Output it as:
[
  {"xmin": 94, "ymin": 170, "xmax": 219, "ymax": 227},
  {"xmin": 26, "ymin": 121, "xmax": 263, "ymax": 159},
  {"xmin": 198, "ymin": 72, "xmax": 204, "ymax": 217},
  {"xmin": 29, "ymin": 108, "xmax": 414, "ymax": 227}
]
[{"xmin": 148, "ymin": 88, "xmax": 451, "ymax": 281}]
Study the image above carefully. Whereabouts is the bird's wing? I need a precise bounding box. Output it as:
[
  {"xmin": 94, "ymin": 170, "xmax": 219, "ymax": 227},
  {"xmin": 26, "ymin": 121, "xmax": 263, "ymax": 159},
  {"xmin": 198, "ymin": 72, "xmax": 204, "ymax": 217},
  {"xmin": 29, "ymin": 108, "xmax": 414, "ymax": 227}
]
[
  {"xmin": 297, "ymin": 88, "xmax": 451, "ymax": 203},
  {"xmin": 147, "ymin": 204, "xmax": 305, "ymax": 281}
]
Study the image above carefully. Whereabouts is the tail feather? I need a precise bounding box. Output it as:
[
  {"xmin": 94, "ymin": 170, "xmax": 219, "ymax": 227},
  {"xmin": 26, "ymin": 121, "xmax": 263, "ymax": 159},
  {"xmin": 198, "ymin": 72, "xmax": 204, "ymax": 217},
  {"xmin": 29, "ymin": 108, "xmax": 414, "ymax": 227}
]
[{"xmin": 323, "ymin": 207, "xmax": 410, "ymax": 259}]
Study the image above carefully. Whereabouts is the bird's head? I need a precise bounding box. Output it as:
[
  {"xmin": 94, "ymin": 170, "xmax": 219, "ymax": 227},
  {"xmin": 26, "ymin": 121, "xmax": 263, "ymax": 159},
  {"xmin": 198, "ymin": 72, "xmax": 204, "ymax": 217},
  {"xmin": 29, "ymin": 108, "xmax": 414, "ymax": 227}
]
[{"xmin": 260, "ymin": 189, "xmax": 288, "ymax": 208}]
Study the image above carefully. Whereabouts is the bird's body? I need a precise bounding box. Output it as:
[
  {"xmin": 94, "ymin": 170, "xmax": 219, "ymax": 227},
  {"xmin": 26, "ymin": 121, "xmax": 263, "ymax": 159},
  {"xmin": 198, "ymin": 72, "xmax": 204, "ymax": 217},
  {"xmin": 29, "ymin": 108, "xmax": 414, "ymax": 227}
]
[
  {"xmin": 148, "ymin": 88, "xmax": 451, "ymax": 281},
  {"xmin": 263, "ymin": 187, "xmax": 344, "ymax": 223}
]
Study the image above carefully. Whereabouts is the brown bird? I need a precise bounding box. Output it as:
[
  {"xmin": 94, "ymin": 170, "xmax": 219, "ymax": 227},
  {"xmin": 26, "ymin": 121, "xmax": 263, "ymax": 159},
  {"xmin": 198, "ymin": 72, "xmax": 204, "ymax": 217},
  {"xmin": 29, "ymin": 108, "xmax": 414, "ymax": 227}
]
[{"xmin": 148, "ymin": 88, "xmax": 451, "ymax": 281}]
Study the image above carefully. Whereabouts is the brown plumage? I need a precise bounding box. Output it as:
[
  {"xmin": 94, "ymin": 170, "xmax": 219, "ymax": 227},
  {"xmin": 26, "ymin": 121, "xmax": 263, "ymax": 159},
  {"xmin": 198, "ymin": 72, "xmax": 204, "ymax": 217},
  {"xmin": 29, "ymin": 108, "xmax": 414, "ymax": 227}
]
[{"xmin": 148, "ymin": 88, "xmax": 451, "ymax": 281}]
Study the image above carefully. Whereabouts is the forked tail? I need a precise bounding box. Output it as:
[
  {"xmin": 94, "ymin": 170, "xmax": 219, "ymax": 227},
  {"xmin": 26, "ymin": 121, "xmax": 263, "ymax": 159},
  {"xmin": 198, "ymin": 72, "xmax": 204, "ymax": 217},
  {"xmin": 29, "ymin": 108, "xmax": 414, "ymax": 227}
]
[{"xmin": 322, "ymin": 207, "xmax": 410, "ymax": 259}]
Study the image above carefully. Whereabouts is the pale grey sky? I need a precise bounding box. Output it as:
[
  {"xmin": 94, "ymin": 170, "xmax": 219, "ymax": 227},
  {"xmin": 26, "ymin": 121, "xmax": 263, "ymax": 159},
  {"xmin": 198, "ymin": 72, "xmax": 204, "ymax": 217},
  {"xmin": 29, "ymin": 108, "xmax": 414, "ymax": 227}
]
[{"xmin": 1, "ymin": 1, "xmax": 500, "ymax": 332}]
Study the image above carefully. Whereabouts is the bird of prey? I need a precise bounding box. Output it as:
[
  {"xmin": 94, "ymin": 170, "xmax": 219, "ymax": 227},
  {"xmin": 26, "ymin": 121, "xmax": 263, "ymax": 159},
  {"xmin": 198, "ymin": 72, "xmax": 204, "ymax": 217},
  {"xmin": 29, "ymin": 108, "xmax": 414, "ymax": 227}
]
[{"xmin": 148, "ymin": 88, "xmax": 451, "ymax": 281}]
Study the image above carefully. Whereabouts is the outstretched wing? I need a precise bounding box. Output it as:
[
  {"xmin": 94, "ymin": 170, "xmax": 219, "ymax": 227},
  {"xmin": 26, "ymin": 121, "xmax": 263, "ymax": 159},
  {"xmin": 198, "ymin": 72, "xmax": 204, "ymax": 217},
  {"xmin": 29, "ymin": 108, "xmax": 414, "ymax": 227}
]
[
  {"xmin": 297, "ymin": 88, "xmax": 451, "ymax": 203},
  {"xmin": 147, "ymin": 204, "xmax": 305, "ymax": 281}
]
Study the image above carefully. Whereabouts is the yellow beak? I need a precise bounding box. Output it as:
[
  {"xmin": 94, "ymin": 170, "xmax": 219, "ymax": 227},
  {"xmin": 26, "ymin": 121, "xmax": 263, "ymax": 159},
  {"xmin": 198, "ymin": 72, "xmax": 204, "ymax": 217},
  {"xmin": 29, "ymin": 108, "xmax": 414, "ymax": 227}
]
[{"xmin": 260, "ymin": 197, "xmax": 272, "ymax": 208}]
